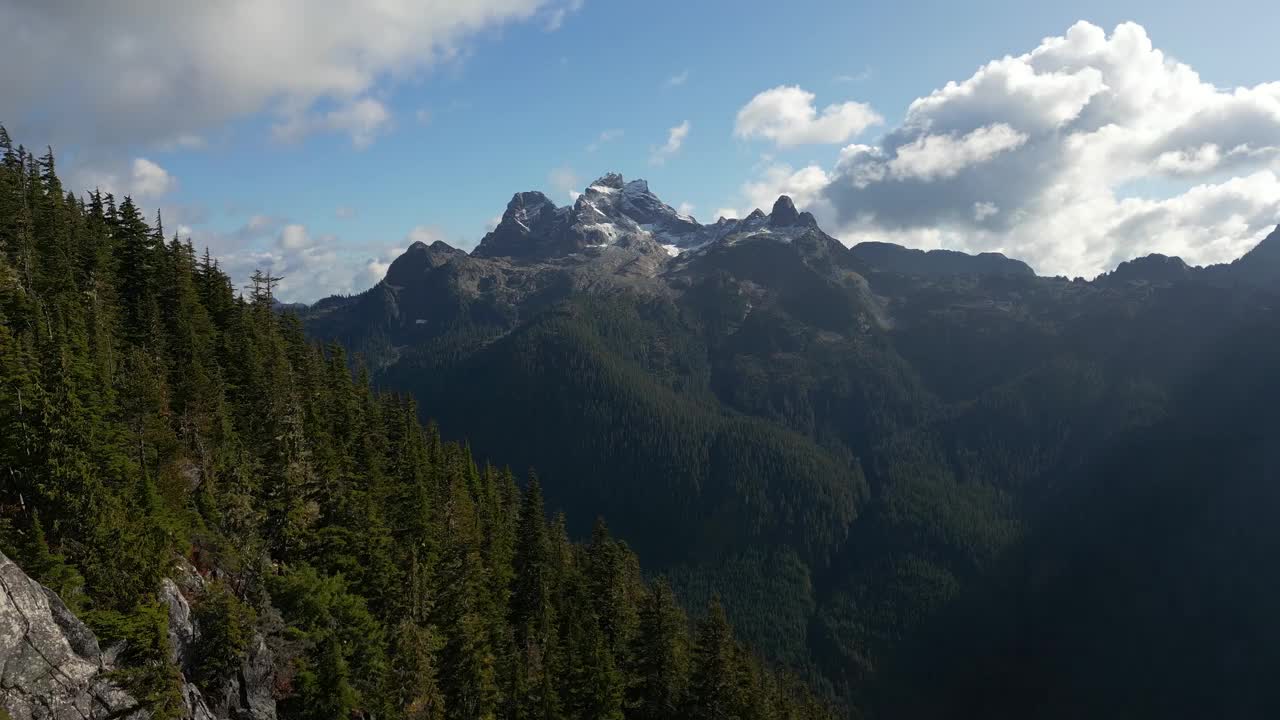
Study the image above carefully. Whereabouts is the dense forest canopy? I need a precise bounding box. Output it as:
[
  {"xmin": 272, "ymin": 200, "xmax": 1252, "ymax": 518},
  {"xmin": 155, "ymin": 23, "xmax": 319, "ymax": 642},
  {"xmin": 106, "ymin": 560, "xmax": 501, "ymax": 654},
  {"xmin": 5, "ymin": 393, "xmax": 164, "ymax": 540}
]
[
  {"xmin": 302, "ymin": 164, "xmax": 1280, "ymax": 719},
  {"xmin": 0, "ymin": 131, "xmax": 832, "ymax": 719},
  {"xmin": 4, "ymin": 122, "xmax": 1280, "ymax": 720}
]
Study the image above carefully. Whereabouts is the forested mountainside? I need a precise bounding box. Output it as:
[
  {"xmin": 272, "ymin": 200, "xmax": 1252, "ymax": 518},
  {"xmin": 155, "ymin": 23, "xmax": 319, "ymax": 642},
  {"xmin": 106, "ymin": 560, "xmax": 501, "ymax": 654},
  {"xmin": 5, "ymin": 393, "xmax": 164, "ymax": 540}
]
[
  {"xmin": 0, "ymin": 133, "xmax": 833, "ymax": 719},
  {"xmin": 304, "ymin": 170, "xmax": 1280, "ymax": 718}
]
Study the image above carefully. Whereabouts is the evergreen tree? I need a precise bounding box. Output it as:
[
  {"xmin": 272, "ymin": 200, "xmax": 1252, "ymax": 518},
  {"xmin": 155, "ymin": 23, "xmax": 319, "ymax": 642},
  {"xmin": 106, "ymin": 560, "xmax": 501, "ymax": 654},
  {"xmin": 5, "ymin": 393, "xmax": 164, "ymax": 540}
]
[
  {"xmin": 627, "ymin": 578, "xmax": 691, "ymax": 720},
  {"xmin": 688, "ymin": 597, "xmax": 744, "ymax": 720}
]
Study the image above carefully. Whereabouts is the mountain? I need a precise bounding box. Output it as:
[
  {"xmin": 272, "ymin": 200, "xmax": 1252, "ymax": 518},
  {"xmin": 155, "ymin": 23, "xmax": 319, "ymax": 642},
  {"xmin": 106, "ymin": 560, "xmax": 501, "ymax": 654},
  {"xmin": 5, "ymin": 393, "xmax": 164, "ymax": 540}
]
[
  {"xmin": 303, "ymin": 171, "xmax": 1280, "ymax": 716},
  {"xmin": 1099, "ymin": 253, "xmax": 1194, "ymax": 286},
  {"xmin": 1206, "ymin": 223, "xmax": 1280, "ymax": 286},
  {"xmin": 850, "ymin": 241, "xmax": 1034, "ymax": 278},
  {"xmin": 0, "ymin": 140, "xmax": 832, "ymax": 720}
]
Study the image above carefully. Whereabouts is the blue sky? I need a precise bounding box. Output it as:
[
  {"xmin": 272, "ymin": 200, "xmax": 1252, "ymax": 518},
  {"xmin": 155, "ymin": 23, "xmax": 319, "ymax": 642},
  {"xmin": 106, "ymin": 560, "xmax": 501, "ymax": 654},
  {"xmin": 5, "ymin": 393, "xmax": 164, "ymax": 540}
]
[{"xmin": 3, "ymin": 0, "xmax": 1279, "ymax": 301}]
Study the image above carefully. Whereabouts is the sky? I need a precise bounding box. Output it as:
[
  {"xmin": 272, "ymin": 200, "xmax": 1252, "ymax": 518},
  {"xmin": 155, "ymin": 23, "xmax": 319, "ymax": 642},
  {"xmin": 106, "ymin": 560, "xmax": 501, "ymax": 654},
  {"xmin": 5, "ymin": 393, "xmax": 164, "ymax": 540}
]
[{"xmin": 2, "ymin": 0, "xmax": 1279, "ymax": 302}]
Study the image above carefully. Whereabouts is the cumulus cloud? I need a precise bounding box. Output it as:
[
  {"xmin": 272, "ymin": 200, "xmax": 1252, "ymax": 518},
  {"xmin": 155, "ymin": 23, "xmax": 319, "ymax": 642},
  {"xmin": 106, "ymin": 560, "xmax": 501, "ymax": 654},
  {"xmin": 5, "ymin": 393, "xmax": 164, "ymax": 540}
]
[
  {"xmin": 734, "ymin": 86, "xmax": 882, "ymax": 147},
  {"xmin": 129, "ymin": 158, "xmax": 176, "ymax": 198},
  {"xmin": 737, "ymin": 22, "xmax": 1280, "ymax": 277},
  {"xmin": 75, "ymin": 157, "xmax": 176, "ymax": 200},
  {"xmin": 650, "ymin": 121, "xmax": 690, "ymax": 165},
  {"xmin": 887, "ymin": 124, "xmax": 1028, "ymax": 181},
  {"xmin": 742, "ymin": 163, "xmax": 834, "ymax": 216},
  {"xmin": 0, "ymin": 0, "xmax": 569, "ymax": 151}
]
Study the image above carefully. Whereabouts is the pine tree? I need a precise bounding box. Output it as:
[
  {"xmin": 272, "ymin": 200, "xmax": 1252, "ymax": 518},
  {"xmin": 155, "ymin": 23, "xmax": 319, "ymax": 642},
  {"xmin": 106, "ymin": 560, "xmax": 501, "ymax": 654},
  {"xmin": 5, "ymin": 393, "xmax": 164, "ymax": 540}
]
[
  {"xmin": 627, "ymin": 578, "xmax": 690, "ymax": 720},
  {"xmin": 508, "ymin": 475, "xmax": 560, "ymax": 719},
  {"xmin": 687, "ymin": 597, "xmax": 743, "ymax": 720}
]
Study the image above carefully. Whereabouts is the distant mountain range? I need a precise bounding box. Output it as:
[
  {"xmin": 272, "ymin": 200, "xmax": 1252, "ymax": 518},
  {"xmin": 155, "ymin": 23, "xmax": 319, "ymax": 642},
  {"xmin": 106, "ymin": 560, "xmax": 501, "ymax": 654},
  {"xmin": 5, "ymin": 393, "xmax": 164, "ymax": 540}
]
[{"xmin": 302, "ymin": 174, "xmax": 1280, "ymax": 718}]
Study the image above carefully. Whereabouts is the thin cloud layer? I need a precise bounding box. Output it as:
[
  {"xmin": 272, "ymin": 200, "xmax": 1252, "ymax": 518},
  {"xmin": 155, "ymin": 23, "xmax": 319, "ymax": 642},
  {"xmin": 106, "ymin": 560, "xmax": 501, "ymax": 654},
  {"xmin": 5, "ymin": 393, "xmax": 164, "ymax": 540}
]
[{"xmin": 755, "ymin": 21, "xmax": 1280, "ymax": 277}]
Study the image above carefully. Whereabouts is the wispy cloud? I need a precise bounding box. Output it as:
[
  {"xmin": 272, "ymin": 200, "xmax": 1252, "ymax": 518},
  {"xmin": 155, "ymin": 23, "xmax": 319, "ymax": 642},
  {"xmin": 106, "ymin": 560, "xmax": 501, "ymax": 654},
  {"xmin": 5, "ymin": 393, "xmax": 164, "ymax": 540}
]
[
  {"xmin": 664, "ymin": 70, "xmax": 689, "ymax": 88},
  {"xmin": 545, "ymin": 0, "xmax": 585, "ymax": 31},
  {"xmin": 650, "ymin": 121, "xmax": 690, "ymax": 165},
  {"xmin": 587, "ymin": 128, "xmax": 624, "ymax": 152},
  {"xmin": 834, "ymin": 67, "xmax": 874, "ymax": 84}
]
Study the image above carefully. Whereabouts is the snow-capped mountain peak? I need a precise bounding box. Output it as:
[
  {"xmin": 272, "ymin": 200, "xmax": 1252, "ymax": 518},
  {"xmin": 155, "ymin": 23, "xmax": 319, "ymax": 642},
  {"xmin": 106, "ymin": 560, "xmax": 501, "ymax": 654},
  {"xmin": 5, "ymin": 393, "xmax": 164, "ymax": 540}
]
[{"xmin": 473, "ymin": 172, "xmax": 828, "ymax": 262}]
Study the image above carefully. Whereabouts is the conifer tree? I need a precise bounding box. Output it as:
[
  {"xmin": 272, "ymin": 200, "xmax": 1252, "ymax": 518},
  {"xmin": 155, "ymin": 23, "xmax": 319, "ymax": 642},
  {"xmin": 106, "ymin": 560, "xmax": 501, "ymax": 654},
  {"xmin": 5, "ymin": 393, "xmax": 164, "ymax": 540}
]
[
  {"xmin": 688, "ymin": 596, "xmax": 744, "ymax": 720},
  {"xmin": 628, "ymin": 578, "xmax": 691, "ymax": 720}
]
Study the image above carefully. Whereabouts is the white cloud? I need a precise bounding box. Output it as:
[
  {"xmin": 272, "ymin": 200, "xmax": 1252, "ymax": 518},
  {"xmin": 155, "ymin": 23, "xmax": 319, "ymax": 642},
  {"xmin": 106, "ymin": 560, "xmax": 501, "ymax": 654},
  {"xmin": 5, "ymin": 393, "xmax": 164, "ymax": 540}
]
[
  {"xmin": 888, "ymin": 124, "xmax": 1028, "ymax": 181},
  {"xmin": 677, "ymin": 202, "xmax": 695, "ymax": 217},
  {"xmin": 734, "ymin": 86, "xmax": 882, "ymax": 147},
  {"xmin": 279, "ymin": 224, "xmax": 311, "ymax": 251},
  {"xmin": 0, "ymin": 1, "xmax": 562, "ymax": 151},
  {"xmin": 972, "ymin": 201, "xmax": 1000, "ymax": 221},
  {"xmin": 586, "ymin": 128, "xmax": 624, "ymax": 152},
  {"xmin": 545, "ymin": 0, "xmax": 584, "ymax": 31},
  {"xmin": 129, "ymin": 158, "xmax": 176, "ymax": 198},
  {"xmin": 749, "ymin": 21, "xmax": 1280, "ymax": 277},
  {"xmin": 742, "ymin": 163, "xmax": 834, "ymax": 217},
  {"xmin": 650, "ymin": 120, "xmax": 690, "ymax": 165},
  {"xmin": 193, "ymin": 219, "xmax": 411, "ymax": 303},
  {"xmin": 272, "ymin": 97, "xmax": 392, "ymax": 148},
  {"xmin": 665, "ymin": 70, "xmax": 689, "ymax": 88},
  {"xmin": 75, "ymin": 156, "xmax": 176, "ymax": 200},
  {"xmin": 714, "ymin": 208, "xmax": 740, "ymax": 221}
]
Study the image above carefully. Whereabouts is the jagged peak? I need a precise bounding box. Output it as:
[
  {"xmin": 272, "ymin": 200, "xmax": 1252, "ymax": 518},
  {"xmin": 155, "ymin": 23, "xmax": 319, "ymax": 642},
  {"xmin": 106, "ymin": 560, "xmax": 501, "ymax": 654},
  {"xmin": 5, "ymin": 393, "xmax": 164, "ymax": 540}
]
[
  {"xmin": 590, "ymin": 172, "xmax": 626, "ymax": 190},
  {"xmin": 770, "ymin": 196, "xmax": 800, "ymax": 227},
  {"xmin": 407, "ymin": 239, "xmax": 458, "ymax": 254},
  {"xmin": 505, "ymin": 190, "xmax": 556, "ymax": 213},
  {"xmin": 745, "ymin": 208, "xmax": 766, "ymax": 221}
]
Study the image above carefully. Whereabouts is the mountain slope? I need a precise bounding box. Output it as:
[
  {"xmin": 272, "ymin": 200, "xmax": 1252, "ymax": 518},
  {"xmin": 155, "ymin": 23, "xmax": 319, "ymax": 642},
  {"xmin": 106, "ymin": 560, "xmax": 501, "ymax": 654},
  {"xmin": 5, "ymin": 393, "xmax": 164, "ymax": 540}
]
[
  {"xmin": 303, "ymin": 170, "xmax": 1280, "ymax": 717},
  {"xmin": 0, "ymin": 138, "xmax": 834, "ymax": 720}
]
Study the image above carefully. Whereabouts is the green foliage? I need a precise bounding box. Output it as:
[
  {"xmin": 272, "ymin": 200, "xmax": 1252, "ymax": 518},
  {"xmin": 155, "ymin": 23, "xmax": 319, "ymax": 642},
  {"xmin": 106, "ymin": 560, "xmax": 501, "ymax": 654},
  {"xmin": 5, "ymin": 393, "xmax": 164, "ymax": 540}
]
[
  {"xmin": 85, "ymin": 602, "xmax": 185, "ymax": 719},
  {"xmin": 0, "ymin": 129, "xmax": 830, "ymax": 720},
  {"xmin": 192, "ymin": 580, "xmax": 257, "ymax": 695}
]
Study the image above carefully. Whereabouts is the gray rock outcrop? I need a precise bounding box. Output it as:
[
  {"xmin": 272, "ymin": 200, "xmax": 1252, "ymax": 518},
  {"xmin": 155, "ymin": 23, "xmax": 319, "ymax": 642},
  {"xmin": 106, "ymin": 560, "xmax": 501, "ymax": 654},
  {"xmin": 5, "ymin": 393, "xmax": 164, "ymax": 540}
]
[
  {"xmin": 1, "ymin": 551, "xmax": 276, "ymax": 720},
  {"xmin": 0, "ymin": 550, "xmax": 144, "ymax": 719}
]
